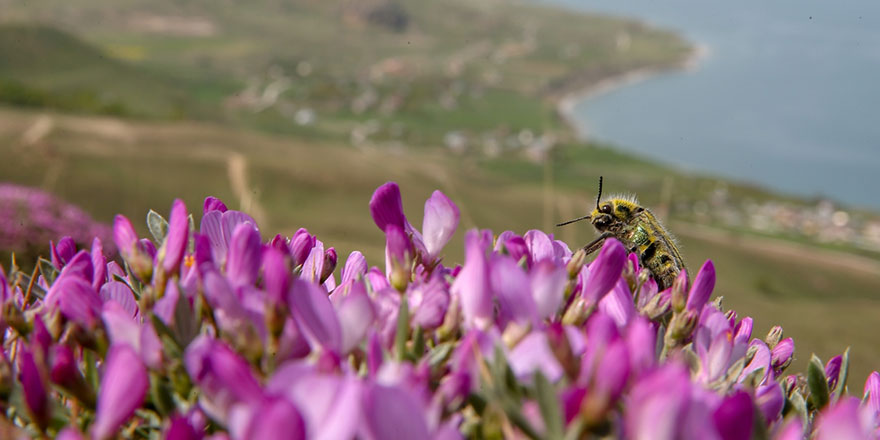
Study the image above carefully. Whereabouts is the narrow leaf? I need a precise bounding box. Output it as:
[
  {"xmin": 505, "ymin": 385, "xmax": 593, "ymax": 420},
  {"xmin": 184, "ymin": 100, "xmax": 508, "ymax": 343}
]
[
  {"xmin": 534, "ymin": 371, "xmax": 564, "ymax": 440},
  {"xmin": 807, "ymin": 354, "xmax": 830, "ymax": 410},
  {"xmin": 37, "ymin": 257, "xmax": 58, "ymax": 286},
  {"xmin": 834, "ymin": 347, "xmax": 851, "ymax": 400},
  {"xmin": 394, "ymin": 297, "xmax": 410, "ymax": 361}
]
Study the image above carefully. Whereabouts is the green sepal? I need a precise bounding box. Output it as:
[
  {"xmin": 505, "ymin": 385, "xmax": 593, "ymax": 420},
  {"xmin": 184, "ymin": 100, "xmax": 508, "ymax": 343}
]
[
  {"xmin": 147, "ymin": 209, "xmax": 169, "ymax": 244},
  {"xmin": 807, "ymin": 355, "xmax": 830, "ymax": 411},
  {"xmin": 394, "ymin": 297, "xmax": 410, "ymax": 361},
  {"xmin": 427, "ymin": 342, "xmax": 454, "ymax": 368},
  {"xmin": 834, "ymin": 347, "xmax": 851, "ymax": 400},
  {"xmin": 172, "ymin": 286, "xmax": 198, "ymax": 348},
  {"xmin": 37, "ymin": 257, "xmax": 58, "ymax": 287},
  {"xmin": 788, "ymin": 390, "xmax": 808, "ymax": 421},
  {"xmin": 149, "ymin": 373, "xmax": 176, "ymax": 416},
  {"xmin": 534, "ymin": 371, "xmax": 564, "ymax": 440}
]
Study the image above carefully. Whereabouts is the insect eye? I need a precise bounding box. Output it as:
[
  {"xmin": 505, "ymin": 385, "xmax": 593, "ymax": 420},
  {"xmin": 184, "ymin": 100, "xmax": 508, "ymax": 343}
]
[{"xmin": 601, "ymin": 205, "xmax": 612, "ymax": 214}]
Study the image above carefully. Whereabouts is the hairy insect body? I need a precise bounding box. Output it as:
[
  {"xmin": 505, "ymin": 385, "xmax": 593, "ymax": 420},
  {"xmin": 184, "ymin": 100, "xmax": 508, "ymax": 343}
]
[{"xmin": 585, "ymin": 197, "xmax": 686, "ymax": 291}]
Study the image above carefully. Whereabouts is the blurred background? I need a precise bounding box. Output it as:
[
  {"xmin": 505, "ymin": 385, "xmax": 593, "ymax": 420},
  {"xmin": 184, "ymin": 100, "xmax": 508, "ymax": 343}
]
[{"xmin": 1, "ymin": 0, "xmax": 878, "ymax": 382}]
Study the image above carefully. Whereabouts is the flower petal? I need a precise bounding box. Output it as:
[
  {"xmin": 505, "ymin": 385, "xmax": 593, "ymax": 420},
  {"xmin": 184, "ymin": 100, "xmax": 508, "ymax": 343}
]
[
  {"xmin": 451, "ymin": 230, "xmax": 493, "ymax": 329},
  {"xmin": 422, "ymin": 190, "xmax": 459, "ymax": 260},
  {"xmin": 93, "ymin": 345, "xmax": 148, "ymax": 440},
  {"xmin": 686, "ymin": 260, "xmax": 716, "ymax": 312},
  {"xmin": 288, "ymin": 279, "xmax": 343, "ymax": 353},
  {"xmin": 370, "ymin": 182, "xmax": 407, "ymax": 232},
  {"xmin": 581, "ymin": 239, "xmax": 626, "ymax": 304}
]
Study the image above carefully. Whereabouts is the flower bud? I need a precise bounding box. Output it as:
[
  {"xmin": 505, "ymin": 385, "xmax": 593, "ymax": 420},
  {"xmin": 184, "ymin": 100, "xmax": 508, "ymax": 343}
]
[
  {"xmin": 547, "ymin": 323, "xmax": 579, "ymax": 381},
  {"xmin": 566, "ymin": 249, "xmax": 587, "ymax": 279},
  {"xmin": 49, "ymin": 345, "xmax": 96, "ymax": 408},
  {"xmin": 670, "ymin": 271, "xmax": 689, "ymax": 313},
  {"xmin": 289, "ymin": 228, "xmax": 316, "ymax": 267},
  {"xmin": 640, "ymin": 289, "xmax": 671, "ymax": 320},
  {"xmin": 765, "ymin": 326, "xmax": 784, "ymax": 349},
  {"xmin": 664, "ymin": 309, "xmax": 698, "ymax": 347},
  {"xmin": 320, "ymin": 247, "xmax": 337, "ymax": 283}
]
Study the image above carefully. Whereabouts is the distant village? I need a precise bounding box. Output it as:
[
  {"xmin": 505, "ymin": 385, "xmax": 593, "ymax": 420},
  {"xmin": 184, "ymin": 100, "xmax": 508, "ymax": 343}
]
[{"xmin": 679, "ymin": 184, "xmax": 880, "ymax": 253}]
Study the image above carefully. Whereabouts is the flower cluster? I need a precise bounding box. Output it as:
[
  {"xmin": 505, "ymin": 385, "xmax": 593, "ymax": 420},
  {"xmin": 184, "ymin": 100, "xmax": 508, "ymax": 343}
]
[
  {"xmin": 0, "ymin": 182, "xmax": 878, "ymax": 439},
  {"xmin": 0, "ymin": 183, "xmax": 114, "ymax": 264}
]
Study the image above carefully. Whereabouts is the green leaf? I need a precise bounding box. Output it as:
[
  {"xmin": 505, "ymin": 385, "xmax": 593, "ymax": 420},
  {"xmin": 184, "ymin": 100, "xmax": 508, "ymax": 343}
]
[
  {"xmin": 394, "ymin": 297, "xmax": 410, "ymax": 361},
  {"xmin": 172, "ymin": 286, "xmax": 198, "ymax": 348},
  {"xmin": 147, "ymin": 209, "xmax": 169, "ymax": 244},
  {"xmin": 187, "ymin": 214, "xmax": 196, "ymax": 254},
  {"xmin": 37, "ymin": 257, "xmax": 58, "ymax": 286},
  {"xmin": 807, "ymin": 354, "xmax": 830, "ymax": 410},
  {"xmin": 789, "ymin": 390, "xmax": 808, "ymax": 421},
  {"xmin": 834, "ymin": 347, "xmax": 851, "ymax": 400},
  {"xmin": 411, "ymin": 326, "xmax": 425, "ymax": 359},
  {"xmin": 534, "ymin": 371, "xmax": 564, "ymax": 440},
  {"xmin": 428, "ymin": 342, "xmax": 454, "ymax": 368}
]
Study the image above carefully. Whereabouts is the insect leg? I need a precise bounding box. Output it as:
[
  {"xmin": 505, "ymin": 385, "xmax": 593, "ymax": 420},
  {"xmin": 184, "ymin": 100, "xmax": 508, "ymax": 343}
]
[{"xmin": 582, "ymin": 232, "xmax": 614, "ymax": 256}]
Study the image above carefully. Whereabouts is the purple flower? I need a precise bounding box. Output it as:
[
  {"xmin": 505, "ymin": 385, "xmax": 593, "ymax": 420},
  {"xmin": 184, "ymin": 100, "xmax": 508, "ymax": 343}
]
[
  {"xmin": 112, "ymin": 215, "xmax": 138, "ymax": 260},
  {"xmin": 160, "ymin": 199, "xmax": 189, "ymax": 275},
  {"xmin": 340, "ymin": 251, "xmax": 367, "ymax": 285},
  {"xmin": 334, "ymin": 281, "xmax": 376, "ymax": 353},
  {"xmin": 626, "ymin": 364, "xmax": 691, "ymax": 440},
  {"xmin": 226, "ymin": 223, "xmax": 261, "ymax": 287},
  {"xmin": 508, "ymin": 331, "xmax": 564, "ymax": 382},
  {"xmin": 321, "ymin": 247, "xmax": 337, "ymax": 284},
  {"xmin": 451, "ymin": 230, "xmax": 493, "ymax": 329},
  {"xmin": 686, "ymin": 260, "xmax": 716, "ymax": 312},
  {"xmin": 46, "ymin": 275, "xmax": 102, "ymax": 328},
  {"xmin": 18, "ymin": 346, "xmax": 50, "ymax": 430},
  {"xmin": 825, "ymin": 355, "xmax": 843, "ymax": 390},
  {"xmin": 200, "ymin": 209, "xmax": 257, "ymax": 266},
  {"xmin": 524, "ymin": 230, "xmax": 555, "ymax": 265},
  {"xmin": 580, "ymin": 239, "xmax": 626, "ymax": 305},
  {"xmin": 92, "ymin": 345, "xmax": 148, "ymax": 440},
  {"xmin": 770, "ymin": 337, "xmax": 794, "ymax": 372},
  {"xmin": 262, "ymin": 246, "xmax": 291, "ymax": 306},
  {"xmin": 814, "ymin": 397, "xmax": 872, "ymax": 440},
  {"xmin": 288, "ymin": 279, "xmax": 342, "ymax": 353},
  {"xmin": 755, "ymin": 382, "xmax": 784, "ymax": 423},
  {"xmin": 864, "ymin": 371, "xmax": 880, "ymax": 419},
  {"xmin": 369, "ymin": 182, "xmax": 407, "ymax": 233},
  {"xmin": 529, "ymin": 260, "xmax": 567, "ymax": 320},
  {"xmin": 184, "ymin": 336, "xmax": 264, "ymax": 421},
  {"xmin": 713, "ymin": 390, "xmax": 753, "ymax": 440},
  {"xmin": 422, "ymin": 190, "xmax": 459, "ymax": 261},
  {"xmin": 203, "ymin": 196, "xmax": 228, "ymax": 214},
  {"xmin": 490, "ymin": 255, "xmax": 537, "ymax": 327},
  {"xmin": 289, "ymin": 228, "xmax": 316, "ymax": 267},
  {"xmin": 51, "ymin": 236, "xmax": 76, "ymax": 269},
  {"xmin": 91, "ymin": 238, "xmax": 107, "ymax": 291},
  {"xmin": 242, "ymin": 397, "xmax": 306, "ymax": 440},
  {"xmin": 362, "ymin": 383, "xmax": 430, "ymax": 440},
  {"xmin": 409, "ymin": 278, "xmax": 450, "ymax": 330}
]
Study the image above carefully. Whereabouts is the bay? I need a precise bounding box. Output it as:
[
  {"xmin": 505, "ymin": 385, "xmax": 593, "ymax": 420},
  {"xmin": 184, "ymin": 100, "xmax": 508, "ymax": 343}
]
[{"xmin": 545, "ymin": 0, "xmax": 880, "ymax": 210}]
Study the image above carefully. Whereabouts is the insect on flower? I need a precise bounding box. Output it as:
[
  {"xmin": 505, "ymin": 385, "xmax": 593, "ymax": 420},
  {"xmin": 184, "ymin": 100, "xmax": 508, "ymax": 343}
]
[{"xmin": 557, "ymin": 177, "xmax": 686, "ymax": 290}]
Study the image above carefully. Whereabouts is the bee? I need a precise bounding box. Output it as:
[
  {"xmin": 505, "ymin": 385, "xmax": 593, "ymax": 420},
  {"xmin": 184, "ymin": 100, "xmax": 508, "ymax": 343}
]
[{"xmin": 557, "ymin": 176, "xmax": 686, "ymax": 291}]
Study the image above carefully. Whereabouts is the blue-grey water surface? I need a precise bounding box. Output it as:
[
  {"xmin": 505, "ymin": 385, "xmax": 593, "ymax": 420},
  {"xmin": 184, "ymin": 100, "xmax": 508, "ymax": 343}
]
[{"xmin": 545, "ymin": 0, "xmax": 880, "ymax": 209}]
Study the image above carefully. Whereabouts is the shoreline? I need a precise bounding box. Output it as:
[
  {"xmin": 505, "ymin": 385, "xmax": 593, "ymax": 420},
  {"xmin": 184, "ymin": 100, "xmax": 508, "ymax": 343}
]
[{"xmin": 557, "ymin": 43, "xmax": 709, "ymax": 141}]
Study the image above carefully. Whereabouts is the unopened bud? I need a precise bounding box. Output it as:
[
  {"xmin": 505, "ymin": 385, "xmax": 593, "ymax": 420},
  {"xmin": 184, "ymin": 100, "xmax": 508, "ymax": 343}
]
[
  {"xmin": 765, "ymin": 326, "xmax": 784, "ymax": 349},
  {"xmin": 641, "ymin": 291, "xmax": 672, "ymax": 320},
  {"xmin": 320, "ymin": 248, "xmax": 337, "ymax": 283},
  {"xmin": 49, "ymin": 345, "xmax": 96, "ymax": 408},
  {"xmin": 567, "ymin": 249, "xmax": 587, "ymax": 279},
  {"xmin": 622, "ymin": 260, "xmax": 637, "ymax": 291},
  {"xmin": 562, "ymin": 297, "xmax": 594, "ymax": 326},
  {"xmin": 664, "ymin": 309, "xmax": 698, "ymax": 347},
  {"xmin": 670, "ymin": 274, "xmax": 688, "ymax": 313},
  {"xmin": 437, "ymin": 295, "xmax": 461, "ymax": 342},
  {"xmin": 547, "ymin": 323, "xmax": 579, "ymax": 381}
]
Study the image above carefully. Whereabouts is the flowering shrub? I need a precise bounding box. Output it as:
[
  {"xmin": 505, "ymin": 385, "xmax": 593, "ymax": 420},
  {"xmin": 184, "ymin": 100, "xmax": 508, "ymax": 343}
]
[
  {"xmin": 0, "ymin": 181, "xmax": 878, "ymax": 439},
  {"xmin": 0, "ymin": 183, "xmax": 114, "ymax": 265}
]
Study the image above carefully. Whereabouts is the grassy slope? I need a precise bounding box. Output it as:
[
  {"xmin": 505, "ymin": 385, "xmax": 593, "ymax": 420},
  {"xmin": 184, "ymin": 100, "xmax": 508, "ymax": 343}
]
[{"xmin": 1, "ymin": 107, "xmax": 879, "ymax": 381}]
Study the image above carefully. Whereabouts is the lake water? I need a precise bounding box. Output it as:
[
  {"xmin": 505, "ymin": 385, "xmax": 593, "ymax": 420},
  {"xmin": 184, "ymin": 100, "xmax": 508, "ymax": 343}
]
[{"xmin": 545, "ymin": 0, "xmax": 880, "ymax": 210}]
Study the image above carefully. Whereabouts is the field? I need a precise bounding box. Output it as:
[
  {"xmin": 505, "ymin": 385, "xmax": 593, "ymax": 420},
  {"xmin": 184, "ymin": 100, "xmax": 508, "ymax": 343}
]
[{"xmin": 1, "ymin": 0, "xmax": 879, "ymax": 384}]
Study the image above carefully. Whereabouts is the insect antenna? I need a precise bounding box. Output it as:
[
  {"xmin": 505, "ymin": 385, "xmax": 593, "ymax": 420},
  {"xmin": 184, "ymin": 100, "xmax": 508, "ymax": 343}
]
[
  {"xmin": 596, "ymin": 176, "xmax": 603, "ymax": 210},
  {"xmin": 556, "ymin": 214, "xmax": 591, "ymax": 227}
]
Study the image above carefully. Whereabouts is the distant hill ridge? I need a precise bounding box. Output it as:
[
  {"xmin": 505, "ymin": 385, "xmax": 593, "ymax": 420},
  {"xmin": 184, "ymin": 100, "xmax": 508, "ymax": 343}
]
[{"xmin": 0, "ymin": 24, "xmax": 209, "ymax": 118}]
